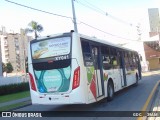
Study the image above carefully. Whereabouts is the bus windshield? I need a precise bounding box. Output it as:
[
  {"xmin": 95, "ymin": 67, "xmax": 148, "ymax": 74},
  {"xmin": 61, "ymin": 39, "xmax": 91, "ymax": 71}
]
[{"xmin": 30, "ymin": 37, "xmax": 71, "ymax": 93}]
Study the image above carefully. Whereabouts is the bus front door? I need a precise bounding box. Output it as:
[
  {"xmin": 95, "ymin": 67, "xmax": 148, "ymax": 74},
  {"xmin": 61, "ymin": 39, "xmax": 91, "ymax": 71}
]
[{"xmin": 92, "ymin": 46, "xmax": 104, "ymax": 98}]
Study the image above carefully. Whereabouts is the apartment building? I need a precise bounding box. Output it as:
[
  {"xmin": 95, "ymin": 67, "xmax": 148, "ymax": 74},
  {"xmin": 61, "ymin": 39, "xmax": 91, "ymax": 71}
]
[
  {"xmin": 0, "ymin": 29, "xmax": 32, "ymax": 73},
  {"xmin": 144, "ymin": 8, "xmax": 160, "ymax": 70},
  {"xmin": 144, "ymin": 41, "xmax": 160, "ymax": 70},
  {"xmin": 148, "ymin": 8, "xmax": 160, "ymax": 32}
]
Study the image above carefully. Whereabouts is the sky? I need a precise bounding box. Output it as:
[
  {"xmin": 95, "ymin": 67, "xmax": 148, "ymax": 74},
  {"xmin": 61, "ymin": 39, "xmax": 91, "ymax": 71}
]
[{"xmin": 0, "ymin": 0, "xmax": 160, "ymax": 44}]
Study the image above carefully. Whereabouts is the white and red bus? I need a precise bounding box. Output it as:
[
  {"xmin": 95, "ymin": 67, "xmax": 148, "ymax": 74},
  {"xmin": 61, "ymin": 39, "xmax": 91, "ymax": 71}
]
[{"xmin": 28, "ymin": 31, "xmax": 141, "ymax": 104}]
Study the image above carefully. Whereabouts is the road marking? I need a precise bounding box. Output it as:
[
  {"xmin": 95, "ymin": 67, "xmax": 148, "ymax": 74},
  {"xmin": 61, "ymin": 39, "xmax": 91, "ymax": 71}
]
[{"xmin": 137, "ymin": 80, "xmax": 160, "ymax": 120}]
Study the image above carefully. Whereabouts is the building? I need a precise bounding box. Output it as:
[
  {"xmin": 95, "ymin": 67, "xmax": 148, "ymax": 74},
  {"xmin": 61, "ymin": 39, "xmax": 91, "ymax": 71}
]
[
  {"xmin": 144, "ymin": 41, "xmax": 160, "ymax": 70},
  {"xmin": 0, "ymin": 28, "xmax": 32, "ymax": 73},
  {"xmin": 143, "ymin": 8, "xmax": 160, "ymax": 70},
  {"xmin": 148, "ymin": 8, "xmax": 160, "ymax": 32}
]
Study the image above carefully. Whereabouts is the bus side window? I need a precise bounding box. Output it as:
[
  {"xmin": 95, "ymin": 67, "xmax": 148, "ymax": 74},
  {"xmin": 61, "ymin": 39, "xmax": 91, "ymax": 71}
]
[
  {"xmin": 81, "ymin": 40, "xmax": 93, "ymax": 66},
  {"xmin": 102, "ymin": 56, "xmax": 112, "ymax": 70},
  {"xmin": 101, "ymin": 46, "xmax": 112, "ymax": 70},
  {"xmin": 128, "ymin": 52, "xmax": 134, "ymax": 70},
  {"xmin": 110, "ymin": 48, "xmax": 120, "ymax": 69},
  {"xmin": 131, "ymin": 52, "xmax": 137, "ymax": 70},
  {"xmin": 135, "ymin": 54, "xmax": 139, "ymax": 68},
  {"xmin": 124, "ymin": 52, "xmax": 130, "ymax": 71}
]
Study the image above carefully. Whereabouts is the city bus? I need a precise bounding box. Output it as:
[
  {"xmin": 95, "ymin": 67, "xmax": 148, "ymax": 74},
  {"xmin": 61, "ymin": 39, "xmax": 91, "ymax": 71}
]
[{"xmin": 28, "ymin": 31, "xmax": 142, "ymax": 105}]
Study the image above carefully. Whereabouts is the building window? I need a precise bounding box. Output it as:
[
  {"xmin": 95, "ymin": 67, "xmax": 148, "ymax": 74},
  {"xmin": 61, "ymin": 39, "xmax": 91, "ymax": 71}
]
[{"xmin": 159, "ymin": 58, "xmax": 160, "ymax": 64}]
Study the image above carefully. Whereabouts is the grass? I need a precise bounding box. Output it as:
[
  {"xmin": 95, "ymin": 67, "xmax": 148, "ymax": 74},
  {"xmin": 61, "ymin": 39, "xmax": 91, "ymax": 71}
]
[
  {"xmin": 0, "ymin": 91, "xmax": 30, "ymax": 104},
  {"xmin": 0, "ymin": 101, "xmax": 31, "ymax": 111}
]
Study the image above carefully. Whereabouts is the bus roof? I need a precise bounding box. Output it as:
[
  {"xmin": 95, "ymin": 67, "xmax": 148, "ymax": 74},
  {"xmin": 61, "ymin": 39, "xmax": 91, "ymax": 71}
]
[
  {"xmin": 78, "ymin": 33, "xmax": 137, "ymax": 53},
  {"xmin": 31, "ymin": 31, "xmax": 137, "ymax": 53}
]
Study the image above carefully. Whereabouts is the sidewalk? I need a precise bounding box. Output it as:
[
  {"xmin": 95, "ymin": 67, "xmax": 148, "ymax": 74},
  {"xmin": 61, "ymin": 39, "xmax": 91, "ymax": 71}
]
[
  {"xmin": 142, "ymin": 70, "xmax": 160, "ymax": 77},
  {"xmin": 0, "ymin": 97, "xmax": 31, "ymax": 108}
]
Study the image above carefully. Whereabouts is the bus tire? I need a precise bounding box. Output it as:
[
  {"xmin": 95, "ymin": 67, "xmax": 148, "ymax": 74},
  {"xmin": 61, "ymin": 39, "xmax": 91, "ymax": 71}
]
[
  {"xmin": 134, "ymin": 73, "xmax": 138, "ymax": 86},
  {"xmin": 107, "ymin": 80, "xmax": 114, "ymax": 101}
]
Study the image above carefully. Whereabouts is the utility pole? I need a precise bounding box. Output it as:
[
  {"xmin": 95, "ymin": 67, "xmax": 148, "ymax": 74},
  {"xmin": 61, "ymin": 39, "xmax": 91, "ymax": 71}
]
[{"xmin": 71, "ymin": 0, "xmax": 78, "ymax": 33}]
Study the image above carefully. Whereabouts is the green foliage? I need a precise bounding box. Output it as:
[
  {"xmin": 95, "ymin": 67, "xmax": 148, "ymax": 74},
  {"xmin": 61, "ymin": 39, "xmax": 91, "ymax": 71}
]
[
  {"xmin": 0, "ymin": 82, "xmax": 29, "ymax": 96},
  {"xmin": 6, "ymin": 62, "xmax": 13, "ymax": 73},
  {"xmin": 0, "ymin": 91, "xmax": 30, "ymax": 103},
  {"xmin": 2, "ymin": 62, "xmax": 14, "ymax": 73},
  {"xmin": 25, "ymin": 21, "xmax": 43, "ymax": 38}
]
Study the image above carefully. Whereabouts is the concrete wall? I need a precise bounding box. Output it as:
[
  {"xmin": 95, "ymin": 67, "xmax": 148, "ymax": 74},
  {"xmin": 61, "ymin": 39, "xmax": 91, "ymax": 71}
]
[
  {"xmin": 0, "ymin": 75, "xmax": 29, "ymax": 86},
  {"xmin": 148, "ymin": 58, "xmax": 160, "ymax": 70}
]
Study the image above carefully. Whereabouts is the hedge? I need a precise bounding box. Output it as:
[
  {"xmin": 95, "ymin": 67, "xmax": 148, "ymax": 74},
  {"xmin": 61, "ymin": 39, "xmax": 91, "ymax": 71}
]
[{"xmin": 0, "ymin": 82, "xmax": 30, "ymax": 96}]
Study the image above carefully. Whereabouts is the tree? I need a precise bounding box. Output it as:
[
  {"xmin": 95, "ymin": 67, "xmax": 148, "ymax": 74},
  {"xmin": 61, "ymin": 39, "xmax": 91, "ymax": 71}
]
[
  {"xmin": 6, "ymin": 62, "xmax": 14, "ymax": 73},
  {"xmin": 25, "ymin": 21, "xmax": 43, "ymax": 39},
  {"xmin": 2, "ymin": 62, "xmax": 14, "ymax": 73}
]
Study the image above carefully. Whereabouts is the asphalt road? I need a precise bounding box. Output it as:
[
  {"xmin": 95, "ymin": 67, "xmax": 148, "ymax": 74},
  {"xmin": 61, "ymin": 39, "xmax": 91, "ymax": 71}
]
[{"xmin": 4, "ymin": 72, "xmax": 160, "ymax": 120}]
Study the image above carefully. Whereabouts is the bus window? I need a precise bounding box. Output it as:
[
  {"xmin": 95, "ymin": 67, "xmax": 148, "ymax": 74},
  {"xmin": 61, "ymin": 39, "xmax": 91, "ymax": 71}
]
[
  {"xmin": 130, "ymin": 52, "xmax": 137, "ymax": 70},
  {"xmin": 101, "ymin": 46, "xmax": 112, "ymax": 70},
  {"xmin": 133, "ymin": 53, "xmax": 138, "ymax": 69},
  {"xmin": 124, "ymin": 52, "xmax": 130, "ymax": 71},
  {"xmin": 124, "ymin": 51, "xmax": 137, "ymax": 71},
  {"xmin": 128, "ymin": 52, "xmax": 135, "ymax": 71},
  {"xmin": 81, "ymin": 41, "xmax": 93, "ymax": 66},
  {"xmin": 110, "ymin": 48, "xmax": 120, "ymax": 69},
  {"xmin": 133, "ymin": 53, "xmax": 136, "ymax": 63}
]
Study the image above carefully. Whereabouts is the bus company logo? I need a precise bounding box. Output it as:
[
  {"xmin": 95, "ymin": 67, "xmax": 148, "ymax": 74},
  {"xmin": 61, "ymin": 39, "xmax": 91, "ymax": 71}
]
[
  {"xmin": 2, "ymin": 112, "xmax": 11, "ymax": 117},
  {"xmin": 1, "ymin": 112, "xmax": 42, "ymax": 118}
]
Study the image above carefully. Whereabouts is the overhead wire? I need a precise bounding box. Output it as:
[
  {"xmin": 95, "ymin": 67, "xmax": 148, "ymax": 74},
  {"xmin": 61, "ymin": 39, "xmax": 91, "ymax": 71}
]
[
  {"xmin": 75, "ymin": 0, "xmax": 138, "ymax": 41},
  {"xmin": 5, "ymin": 0, "xmax": 138, "ymax": 41},
  {"xmin": 82, "ymin": 0, "xmax": 106, "ymax": 14},
  {"xmin": 75, "ymin": 0, "xmax": 105, "ymax": 15},
  {"xmin": 5, "ymin": 0, "xmax": 72, "ymax": 19},
  {"xmin": 76, "ymin": 0, "xmax": 133, "ymax": 26},
  {"xmin": 80, "ymin": 21, "xmax": 137, "ymax": 41}
]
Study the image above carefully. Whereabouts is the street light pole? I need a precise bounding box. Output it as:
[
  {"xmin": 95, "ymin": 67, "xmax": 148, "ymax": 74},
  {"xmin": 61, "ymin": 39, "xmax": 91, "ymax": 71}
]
[{"xmin": 71, "ymin": 0, "xmax": 78, "ymax": 33}]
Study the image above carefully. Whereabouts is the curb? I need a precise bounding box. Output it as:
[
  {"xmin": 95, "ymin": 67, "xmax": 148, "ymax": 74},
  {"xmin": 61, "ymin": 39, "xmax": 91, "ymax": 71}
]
[
  {"xmin": 0, "ymin": 97, "xmax": 31, "ymax": 108},
  {"xmin": 9, "ymin": 101, "xmax": 32, "ymax": 111}
]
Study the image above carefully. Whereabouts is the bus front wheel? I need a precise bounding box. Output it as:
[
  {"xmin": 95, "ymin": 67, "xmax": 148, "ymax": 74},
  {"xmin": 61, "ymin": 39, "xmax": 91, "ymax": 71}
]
[{"xmin": 107, "ymin": 80, "xmax": 114, "ymax": 101}]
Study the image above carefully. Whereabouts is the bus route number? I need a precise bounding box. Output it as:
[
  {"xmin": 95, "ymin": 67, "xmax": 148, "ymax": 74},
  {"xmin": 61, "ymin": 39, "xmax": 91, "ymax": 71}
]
[{"xmin": 55, "ymin": 55, "xmax": 69, "ymax": 61}]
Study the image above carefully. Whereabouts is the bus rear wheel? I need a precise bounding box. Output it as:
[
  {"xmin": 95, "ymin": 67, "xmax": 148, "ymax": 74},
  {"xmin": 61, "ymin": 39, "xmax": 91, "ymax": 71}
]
[
  {"xmin": 107, "ymin": 81, "xmax": 114, "ymax": 101},
  {"xmin": 134, "ymin": 74, "xmax": 139, "ymax": 86}
]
